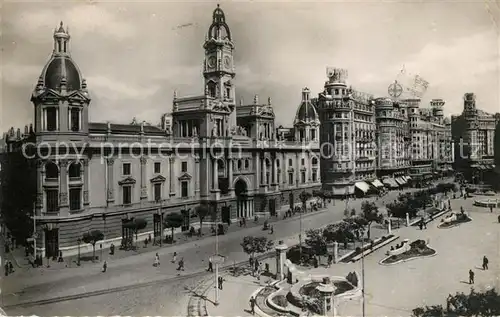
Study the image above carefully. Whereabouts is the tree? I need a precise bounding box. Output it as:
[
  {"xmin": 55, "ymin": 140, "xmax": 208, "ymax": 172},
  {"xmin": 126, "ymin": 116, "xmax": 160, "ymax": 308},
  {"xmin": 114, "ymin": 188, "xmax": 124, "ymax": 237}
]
[
  {"xmin": 82, "ymin": 230, "xmax": 104, "ymax": 261},
  {"xmin": 240, "ymin": 236, "xmax": 273, "ymax": 259},
  {"xmin": 360, "ymin": 201, "xmax": 383, "ymax": 240},
  {"xmin": 299, "ymin": 191, "xmax": 312, "ymax": 212},
  {"xmin": 323, "ymin": 221, "xmax": 356, "ymax": 249},
  {"xmin": 305, "ymin": 229, "xmax": 327, "ymax": 259},
  {"xmin": 412, "ymin": 288, "xmax": 500, "ymax": 317},
  {"xmin": 195, "ymin": 203, "xmax": 210, "ymax": 234},
  {"xmin": 129, "ymin": 218, "xmax": 147, "ymax": 244},
  {"xmin": 163, "ymin": 212, "xmax": 184, "ymax": 242}
]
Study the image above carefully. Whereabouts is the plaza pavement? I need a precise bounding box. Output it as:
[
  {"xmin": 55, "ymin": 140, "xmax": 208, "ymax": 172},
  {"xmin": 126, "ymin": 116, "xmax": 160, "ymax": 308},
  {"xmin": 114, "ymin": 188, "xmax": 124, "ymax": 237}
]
[
  {"xmin": 206, "ymin": 195, "xmax": 500, "ymax": 316},
  {"xmin": 3, "ymin": 183, "xmax": 445, "ymax": 315}
]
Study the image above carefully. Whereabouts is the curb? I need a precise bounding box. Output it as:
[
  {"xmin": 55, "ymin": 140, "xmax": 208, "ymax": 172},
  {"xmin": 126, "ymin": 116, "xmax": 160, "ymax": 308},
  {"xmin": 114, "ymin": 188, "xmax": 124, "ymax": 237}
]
[{"xmin": 379, "ymin": 248, "xmax": 437, "ymax": 266}]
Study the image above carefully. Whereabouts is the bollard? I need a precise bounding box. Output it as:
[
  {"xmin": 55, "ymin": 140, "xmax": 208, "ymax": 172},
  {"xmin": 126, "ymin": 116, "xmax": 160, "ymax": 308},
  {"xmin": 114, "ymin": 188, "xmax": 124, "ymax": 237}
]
[{"xmin": 406, "ymin": 213, "xmax": 410, "ymax": 227}]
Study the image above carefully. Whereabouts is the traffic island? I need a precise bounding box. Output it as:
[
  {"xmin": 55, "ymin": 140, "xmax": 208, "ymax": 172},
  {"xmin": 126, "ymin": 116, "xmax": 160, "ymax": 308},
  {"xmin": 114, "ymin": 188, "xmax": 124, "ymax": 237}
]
[
  {"xmin": 380, "ymin": 239, "xmax": 436, "ymax": 265},
  {"xmin": 437, "ymin": 212, "xmax": 472, "ymax": 229}
]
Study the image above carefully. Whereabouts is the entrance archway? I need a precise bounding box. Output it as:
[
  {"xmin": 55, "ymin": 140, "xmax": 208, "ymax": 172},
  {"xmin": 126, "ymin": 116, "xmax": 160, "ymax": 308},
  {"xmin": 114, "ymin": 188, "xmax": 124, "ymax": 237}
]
[{"xmin": 235, "ymin": 178, "xmax": 250, "ymax": 219}]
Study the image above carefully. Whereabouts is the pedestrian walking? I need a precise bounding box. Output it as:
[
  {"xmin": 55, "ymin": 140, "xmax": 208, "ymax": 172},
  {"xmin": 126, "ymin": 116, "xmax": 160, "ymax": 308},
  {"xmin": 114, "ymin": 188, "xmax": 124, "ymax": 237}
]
[
  {"xmin": 172, "ymin": 251, "xmax": 177, "ymax": 263},
  {"xmin": 490, "ymin": 206, "xmax": 493, "ymax": 213},
  {"xmin": 327, "ymin": 254, "xmax": 333, "ymax": 268},
  {"xmin": 249, "ymin": 296, "xmax": 256, "ymax": 315},
  {"xmin": 154, "ymin": 253, "xmax": 160, "ymax": 267},
  {"xmin": 102, "ymin": 261, "xmax": 107, "ymax": 273},
  {"xmin": 469, "ymin": 269, "xmax": 474, "ymax": 284},
  {"xmin": 482, "ymin": 256, "xmax": 489, "ymax": 270},
  {"xmin": 218, "ymin": 276, "xmax": 224, "ymax": 290},
  {"xmin": 8, "ymin": 261, "xmax": 14, "ymax": 274},
  {"xmin": 177, "ymin": 257, "xmax": 185, "ymax": 271},
  {"xmin": 208, "ymin": 258, "xmax": 213, "ymax": 272}
]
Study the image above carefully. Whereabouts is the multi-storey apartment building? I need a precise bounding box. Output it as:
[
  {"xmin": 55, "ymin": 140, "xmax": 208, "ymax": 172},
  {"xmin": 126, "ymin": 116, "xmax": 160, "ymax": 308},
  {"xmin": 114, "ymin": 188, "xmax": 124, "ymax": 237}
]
[
  {"xmin": 404, "ymin": 98, "xmax": 453, "ymax": 186},
  {"xmin": 316, "ymin": 69, "xmax": 378, "ymax": 196},
  {"xmin": 373, "ymin": 98, "xmax": 411, "ymax": 188},
  {"xmin": 3, "ymin": 5, "xmax": 321, "ymax": 257},
  {"xmin": 453, "ymin": 93, "xmax": 498, "ymax": 182}
]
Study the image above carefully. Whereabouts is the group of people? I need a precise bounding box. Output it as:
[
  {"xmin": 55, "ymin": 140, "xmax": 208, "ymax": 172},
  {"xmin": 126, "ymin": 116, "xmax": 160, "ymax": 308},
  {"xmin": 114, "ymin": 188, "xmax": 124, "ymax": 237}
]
[
  {"xmin": 468, "ymin": 256, "xmax": 489, "ymax": 284},
  {"xmin": 4, "ymin": 260, "xmax": 14, "ymax": 276},
  {"xmin": 151, "ymin": 251, "xmax": 185, "ymax": 271}
]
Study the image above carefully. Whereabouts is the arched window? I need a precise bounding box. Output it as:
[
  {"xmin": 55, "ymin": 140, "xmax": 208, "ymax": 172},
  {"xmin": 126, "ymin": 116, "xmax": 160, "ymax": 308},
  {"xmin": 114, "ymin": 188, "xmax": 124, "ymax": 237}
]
[
  {"xmin": 45, "ymin": 162, "xmax": 59, "ymax": 179},
  {"xmin": 46, "ymin": 108, "xmax": 57, "ymax": 131},
  {"xmin": 245, "ymin": 159, "xmax": 250, "ymax": 169},
  {"xmin": 237, "ymin": 159, "xmax": 242, "ymax": 170},
  {"xmin": 68, "ymin": 162, "xmax": 81, "ymax": 178},
  {"xmin": 207, "ymin": 81, "xmax": 217, "ymax": 98},
  {"xmin": 312, "ymin": 157, "xmax": 318, "ymax": 166},
  {"xmin": 70, "ymin": 108, "xmax": 80, "ymax": 132}
]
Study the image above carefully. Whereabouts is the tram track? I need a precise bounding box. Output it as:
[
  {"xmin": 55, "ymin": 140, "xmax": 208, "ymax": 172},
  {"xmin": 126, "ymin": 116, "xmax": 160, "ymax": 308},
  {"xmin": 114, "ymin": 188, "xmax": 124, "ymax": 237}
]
[{"xmin": 4, "ymin": 252, "xmax": 273, "ymax": 310}]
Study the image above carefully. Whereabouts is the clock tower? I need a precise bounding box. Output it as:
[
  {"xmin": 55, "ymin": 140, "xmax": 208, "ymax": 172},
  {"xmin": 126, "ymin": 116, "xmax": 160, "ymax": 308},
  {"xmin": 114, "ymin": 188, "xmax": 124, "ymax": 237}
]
[{"xmin": 203, "ymin": 4, "xmax": 236, "ymax": 127}]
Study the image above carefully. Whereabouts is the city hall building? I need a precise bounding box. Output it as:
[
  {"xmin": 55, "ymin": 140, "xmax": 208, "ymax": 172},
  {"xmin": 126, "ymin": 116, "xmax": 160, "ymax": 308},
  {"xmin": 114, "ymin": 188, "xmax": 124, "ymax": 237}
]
[{"xmin": 3, "ymin": 6, "xmax": 321, "ymax": 257}]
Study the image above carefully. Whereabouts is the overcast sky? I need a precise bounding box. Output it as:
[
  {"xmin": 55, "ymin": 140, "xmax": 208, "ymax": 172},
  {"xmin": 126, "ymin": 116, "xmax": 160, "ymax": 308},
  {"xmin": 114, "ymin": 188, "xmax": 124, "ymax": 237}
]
[{"xmin": 2, "ymin": 0, "xmax": 499, "ymax": 133}]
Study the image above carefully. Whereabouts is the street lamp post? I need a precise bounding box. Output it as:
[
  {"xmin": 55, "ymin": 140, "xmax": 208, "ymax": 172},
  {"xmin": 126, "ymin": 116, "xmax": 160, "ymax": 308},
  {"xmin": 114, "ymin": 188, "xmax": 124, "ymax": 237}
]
[
  {"xmin": 361, "ymin": 245, "xmax": 366, "ymax": 317},
  {"xmin": 211, "ymin": 208, "xmax": 225, "ymax": 306},
  {"xmin": 77, "ymin": 238, "xmax": 81, "ymax": 266}
]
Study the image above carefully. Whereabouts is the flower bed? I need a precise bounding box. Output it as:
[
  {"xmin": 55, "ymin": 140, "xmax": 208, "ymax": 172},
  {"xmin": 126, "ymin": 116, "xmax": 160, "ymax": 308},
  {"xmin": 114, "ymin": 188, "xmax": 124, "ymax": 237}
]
[
  {"xmin": 340, "ymin": 234, "xmax": 397, "ymax": 263},
  {"xmin": 474, "ymin": 199, "xmax": 500, "ymax": 208},
  {"xmin": 380, "ymin": 240, "xmax": 436, "ymax": 265},
  {"xmin": 437, "ymin": 213, "xmax": 472, "ymax": 229}
]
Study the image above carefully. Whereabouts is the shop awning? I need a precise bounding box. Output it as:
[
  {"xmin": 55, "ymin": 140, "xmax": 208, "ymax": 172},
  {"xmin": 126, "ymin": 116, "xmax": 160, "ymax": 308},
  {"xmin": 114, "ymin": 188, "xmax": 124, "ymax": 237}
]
[
  {"xmin": 355, "ymin": 181, "xmax": 370, "ymax": 193},
  {"xmin": 396, "ymin": 177, "xmax": 407, "ymax": 185},
  {"xmin": 382, "ymin": 178, "xmax": 399, "ymax": 189},
  {"xmin": 371, "ymin": 179, "xmax": 384, "ymax": 188}
]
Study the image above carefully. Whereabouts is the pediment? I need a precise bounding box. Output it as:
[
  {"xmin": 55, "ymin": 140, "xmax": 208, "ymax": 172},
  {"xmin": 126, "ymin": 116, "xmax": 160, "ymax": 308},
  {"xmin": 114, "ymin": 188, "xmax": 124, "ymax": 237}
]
[
  {"xmin": 118, "ymin": 176, "xmax": 137, "ymax": 185},
  {"xmin": 41, "ymin": 89, "xmax": 61, "ymax": 100},
  {"xmin": 67, "ymin": 91, "xmax": 90, "ymax": 102},
  {"xmin": 178, "ymin": 172, "xmax": 192, "ymax": 181},
  {"xmin": 150, "ymin": 175, "xmax": 166, "ymax": 183}
]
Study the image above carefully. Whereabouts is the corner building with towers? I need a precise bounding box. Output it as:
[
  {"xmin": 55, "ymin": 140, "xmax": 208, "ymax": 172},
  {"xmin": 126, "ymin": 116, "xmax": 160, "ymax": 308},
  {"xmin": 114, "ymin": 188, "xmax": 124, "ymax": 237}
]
[{"xmin": 8, "ymin": 6, "xmax": 321, "ymax": 257}]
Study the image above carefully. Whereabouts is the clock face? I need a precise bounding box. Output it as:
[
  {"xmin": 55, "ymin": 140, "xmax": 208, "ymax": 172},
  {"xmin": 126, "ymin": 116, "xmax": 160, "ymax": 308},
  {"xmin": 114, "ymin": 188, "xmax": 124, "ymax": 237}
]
[
  {"xmin": 208, "ymin": 56, "xmax": 216, "ymax": 68},
  {"xmin": 224, "ymin": 56, "xmax": 231, "ymax": 69}
]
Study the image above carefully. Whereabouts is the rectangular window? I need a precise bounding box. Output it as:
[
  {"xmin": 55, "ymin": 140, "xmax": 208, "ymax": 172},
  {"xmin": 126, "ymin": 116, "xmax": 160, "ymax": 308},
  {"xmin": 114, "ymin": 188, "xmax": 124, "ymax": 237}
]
[
  {"xmin": 46, "ymin": 108, "xmax": 57, "ymax": 131},
  {"xmin": 70, "ymin": 108, "xmax": 80, "ymax": 132},
  {"xmin": 288, "ymin": 173, "xmax": 294, "ymax": 185},
  {"xmin": 301, "ymin": 171, "xmax": 306, "ymax": 183},
  {"xmin": 46, "ymin": 189, "xmax": 59, "ymax": 213},
  {"xmin": 181, "ymin": 181, "xmax": 188, "ymax": 197},
  {"xmin": 154, "ymin": 183, "xmax": 162, "ymax": 201},
  {"xmin": 301, "ymin": 158, "xmax": 305, "ymax": 165},
  {"xmin": 122, "ymin": 163, "xmax": 131, "ymax": 176},
  {"xmin": 288, "ymin": 158, "xmax": 293, "ymax": 166},
  {"xmin": 69, "ymin": 188, "xmax": 81, "ymax": 211},
  {"xmin": 181, "ymin": 161, "xmax": 188, "ymax": 173},
  {"xmin": 312, "ymin": 171, "xmax": 317, "ymax": 182},
  {"xmin": 123, "ymin": 186, "xmax": 132, "ymax": 205},
  {"xmin": 154, "ymin": 162, "xmax": 161, "ymax": 174}
]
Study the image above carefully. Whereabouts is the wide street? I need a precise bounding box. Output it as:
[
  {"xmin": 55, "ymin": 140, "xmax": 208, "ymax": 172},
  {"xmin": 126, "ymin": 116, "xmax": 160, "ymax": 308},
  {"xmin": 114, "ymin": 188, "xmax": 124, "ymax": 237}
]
[
  {"xmin": 4, "ymin": 189, "xmax": 409, "ymax": 316},
  {"xmin": 207, "ymin": 195, "xmax": 500, "ymax": 317}
]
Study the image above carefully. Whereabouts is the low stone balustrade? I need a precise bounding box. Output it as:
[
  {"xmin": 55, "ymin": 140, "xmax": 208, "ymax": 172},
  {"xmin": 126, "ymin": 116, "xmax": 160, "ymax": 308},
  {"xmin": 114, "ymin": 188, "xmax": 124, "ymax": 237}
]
[{"xmin": 386, "ymin": 239, "xmax": 410, "ymax": 256}]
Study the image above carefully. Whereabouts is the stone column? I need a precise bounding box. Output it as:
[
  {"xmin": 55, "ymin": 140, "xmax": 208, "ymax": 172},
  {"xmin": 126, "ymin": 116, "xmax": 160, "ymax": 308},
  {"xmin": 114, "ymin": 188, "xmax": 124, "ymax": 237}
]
[
  {"xmin": 212, "ymin": 159, "xmax": 219, "ymax": 191},
  {"xmin": 106, "ymin": 158, "xmax": 115, "ymax": 202},
  {"xmin": 36, "ymin": 160, "xmax": 44, "ymax": 214},
  {"xmin": 261, "ymin": 159, "xmax": 267, "ymax": 185},
  {"xmin": 169, "ymin": 157, "xmax": 175, "ymax": 196},
  {"xmin": 333, "ymin": 241, "xmax": 339, "ymax": 263},
  {"xmin": 275, "ymin": 243, "xmax": 288, "ymax": 280},
  {"xmin": 255, "ymin": 153, "xmax": 260, "ymax": 190},
  {"xmin": 59, "ymin": 160, "xmax": 68, "ymax": 207},
  {"xmin": 82, "ymin": 159, "xmax": 89, "ymax": 205},
  {"xmin": 140, "ymin": 156, "xmax": 147, "ymax": 200},
  {"xmin": 195, "ymin": 157, "xmax": 200, "ymax": 194},
  {"xmin": 228, "ymin": 158, "xmax": 234, "ymax": 193}
]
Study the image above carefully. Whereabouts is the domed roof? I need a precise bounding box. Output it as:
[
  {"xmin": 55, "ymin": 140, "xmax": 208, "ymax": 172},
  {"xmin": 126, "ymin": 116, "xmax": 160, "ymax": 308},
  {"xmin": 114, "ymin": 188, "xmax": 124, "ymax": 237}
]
[
  {"xmin": 42, "ymin": 56, "xmax": 81, "ymax": 91},
  {"xmin": 294, "ymin": 88, "xmax": 319, "ymax": 124}
]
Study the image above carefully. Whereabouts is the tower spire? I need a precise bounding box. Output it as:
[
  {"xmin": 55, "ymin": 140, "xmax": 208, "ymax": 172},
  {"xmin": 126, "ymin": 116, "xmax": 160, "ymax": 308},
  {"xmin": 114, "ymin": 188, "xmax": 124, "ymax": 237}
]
[{"xmin": 53, "ymin": 21, "xmax": 70, "ymax": 55}]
